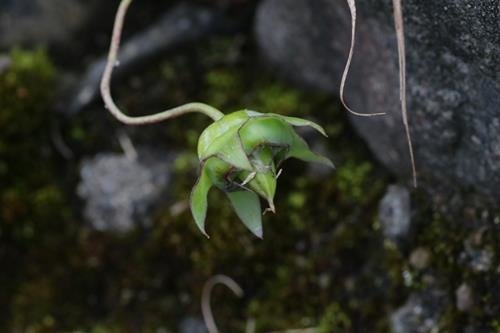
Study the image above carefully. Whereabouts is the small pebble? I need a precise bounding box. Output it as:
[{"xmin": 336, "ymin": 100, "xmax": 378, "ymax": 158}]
[
  {"xmin": 456, "ymin": 283, "xmax": 474, "ymax": 312},
  {"xmin": 410, "ymin": 247, "xmax": 431, "ymax": 270}
]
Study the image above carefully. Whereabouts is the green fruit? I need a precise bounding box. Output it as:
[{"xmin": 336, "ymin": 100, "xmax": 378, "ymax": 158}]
[{"xmin": 191, "ymin": 110, "xmax": 333, "ymax": 238}]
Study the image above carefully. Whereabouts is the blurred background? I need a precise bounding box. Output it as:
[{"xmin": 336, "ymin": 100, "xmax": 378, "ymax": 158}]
[{"xmin": 1, "ymin": 0, "xmax": 499, "ymax": 332}]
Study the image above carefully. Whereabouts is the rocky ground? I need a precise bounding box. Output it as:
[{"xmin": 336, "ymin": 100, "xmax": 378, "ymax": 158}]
[{"xmin": 0, "ymin": 1, "xmax": 499, "ymax": 332}]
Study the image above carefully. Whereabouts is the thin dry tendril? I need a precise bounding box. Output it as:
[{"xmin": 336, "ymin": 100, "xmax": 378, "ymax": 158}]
[
  {"xmin": 342, "ymin": 0, "xmax": 417, "ymax": 187},
  {"xmin": 100, "ymin": 0, "xmax": 224, "ymax": 125},
  {"xmin": 340, "ymin": 0, "xmax": 386, "ymax": 117},
  {"xmin": 392, "ymin": 0, "xmax": 417, "ymax": 187}
]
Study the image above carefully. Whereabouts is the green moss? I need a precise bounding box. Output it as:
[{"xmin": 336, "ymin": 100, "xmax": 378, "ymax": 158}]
[
  {"xmin": 205, "ymin": 69, "xmax": 242, "ymax": 107},
  {"xmin": 147, "ymin": 36, "xmax": 395, "ymax": 332},
  {"xmin": 254, "ymin": 84, "xmax": 302, "ymax": 116},
  {"xmin": 1, "ymin": 40, "xmax": 397, "ymax": 332},
  {"xmin": 335, "ymin": 161, "xmax": 383, "ymax": 204},
  {"xmin": 491, "ymin": 320, "xmax": 500, "ymax": 332},
  {"xmin": 317, "ymin": 303, "xmax": 352, "ymax": 332},
  {"xmin": 0, "ymin": 49, "xmax": 54, "ymax": 138},
  {"xmin": 0, "ymin": 49, "xmax": 79, "ymax": 331},
  {"xmin": 2, "ymin": 29, "xmax": 498, "ymax": 333},
  {"xmin": 404, "ymin": 199, "xmax": 500, "ymax": 331}
]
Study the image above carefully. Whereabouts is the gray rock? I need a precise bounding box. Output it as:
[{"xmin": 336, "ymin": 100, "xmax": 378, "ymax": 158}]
[
  {"xmin": 456, "ymin": 283, "xmax": 474, "ymax": 312},
  {"xmin": 469, "ymin": 249, "xmax": 494, "ymax": 273},
  {"xmin": 409, "ymin": 247, "xmax": 431, "ymax": 270},
  {"xmin": 179, "ymin": 317, "xmax": 207, "ymax": 333},
  {"xmin": 378, "ymin": 185, "xmax": 411, "ymax": 242},
  {"xmin": 67, "ymin": 4, "xmax": 221, "ymax": 114},
  {"xmin": 461, "ymin": 247, "xmax": 494, "ymax": 273},
  {"xmin": 390, "ymin": 289, "xmax": 448, "ymax": 333},
  {"xmin": 0, "ymin": 0, "xmax": 97, "ymax": 49},
  {"xmin": 464, "ymin": 326, "xmax": 492, "ymax": 333},
  {"xmin": 77, "ymin": 149, "xmax": 172, "ymax": 232},
  {"xmin": 0, "ymin": 56, "xmax": 11, "ymax": 74},
  {"xmin": 460, "ymin": 230, "xmax": 494, "ymax": 272},
  {"xmin": 255, "ymin": 0, "xmax": 500, "ymax": 197}
]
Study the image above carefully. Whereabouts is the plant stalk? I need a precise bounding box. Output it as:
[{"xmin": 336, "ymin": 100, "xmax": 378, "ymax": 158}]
[
  {"xmin": 392, "ymin": 0, "xmax": 417, "ymax": 187},
  {"xmin": 100, "ymin": 0, "xmax": 224, "ymax": 124}
]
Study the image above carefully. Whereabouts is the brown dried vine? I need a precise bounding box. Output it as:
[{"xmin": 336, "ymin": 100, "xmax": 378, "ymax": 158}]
[
  {"xmin": 100, "ymin": 0, "xmax": 224, "ymax": 125},
  {"xmin": 101, "ymin": 0, "xmax": 418, "ymax": 186},
  {"xmin": 343, "ymin": 0, "xmax": 417, "ymax": 187}
]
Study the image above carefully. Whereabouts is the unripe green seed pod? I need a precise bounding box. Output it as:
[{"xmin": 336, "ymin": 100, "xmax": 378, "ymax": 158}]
[{"xmin": 190, "ymin": 110, "xmax": 333, "ymax": 238}]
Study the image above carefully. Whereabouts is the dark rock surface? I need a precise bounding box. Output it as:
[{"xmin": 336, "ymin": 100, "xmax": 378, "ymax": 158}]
[
  {"xmin": 0, "ymin": 0, "xmax": 100, "ymax": 49},
  {"xmin": 179, "ymin": 317, "xmax": 207, "ymax": 333},
  {"xmin": 255, "ymin": 0, "xmax": 500, "ymax": 198},
  {"xmin": 378, "ymin": 184, "xmax": 411, "ymax": 243},
  {"xmin": 460, "ymin": 229, "xmax": 495, "ymax": 273},
  {"xmin": 456, "ymin": 283, "xmax": 474, "ymax": 312},
  {"xmin": 67, "ymin": 4, "xmax": 221, "ymax": 115},
  {"xmin": 77, "ymin": 148, "xmax": 172, "ymax": 232},
  {"xmin": 390, "ymin": 289, "xmax": 448, "ymax": 333}
]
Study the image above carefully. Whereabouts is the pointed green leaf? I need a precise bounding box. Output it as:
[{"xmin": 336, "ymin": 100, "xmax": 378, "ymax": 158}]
[
  {"xmin": 203, "ymin": 156, "xmax": 234, "ymax": 190},
  {"xmin": 190, "ymin": 166, "xmax": 213, "ymax": 237},
  {"xmin": 289, "ymin": 147, "xmax": 334, "ymax": 167},
  {"xmin": 200, "ymin": 125, "xmax": 253, "ymax": 171},
  {"xmin": 226, "ymin": 190, "xmax": 263, "ymax": 238},
  {"xmin": 244, "ymin": 110, "xmax": 264, "ymax": 117},
  {"xmin": 247, "ymin": 171, "xmax": 276, "ymax": 213},
  {"xmin": 215, "ymin": 137, "xmax": 253, "ymax": 171},
  {"xmin": 270, "ymin": 114, "xmax": 328, "ymax": 137},
  {"xmin": 288, "ymin": 136, "xmax": 335, "ymax": 168},
  {"xmin": 198, "ymin": 111, "xmax": 249, "ymax": 156},
  {"xmin": 238, "ymin": 117, "xmax": 294, "ymax": 152}
]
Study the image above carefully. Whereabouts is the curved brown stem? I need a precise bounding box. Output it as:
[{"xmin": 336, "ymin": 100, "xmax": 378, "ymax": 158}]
[
  {"xmin": 342, "ymin": 0, "xmax": 417, "ymax": 186},
  {"xmin": 392, "ymin": 0, "xmax": 417, "ymax": 187},
  {"xmin": 201, "ymin": 275, "xmax": 244, "ymax": 333},
  {"xmin": 340, "ymin": 0, "xmax": 386, "ymax": 117},
  {"xmin": 100, "ymin": 0, "xmax": 224, "ymax": 124}
]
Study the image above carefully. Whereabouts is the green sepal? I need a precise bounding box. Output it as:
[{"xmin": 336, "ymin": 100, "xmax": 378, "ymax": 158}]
[
  {"xmin": 197, "ymin": 111, "xmax": 249, "ymax": 156},
  {"xmin": 247, "ymin": 171, "xmax": 276, "ymax": 213},
  {"xmin": 244, "ymin": 147, "xmax": 277, "ymax": 210},
  {"xmin": 190, "ymin": 166, "xmax": 213, "ymax": 237},
  {"xmin": 193, "ymin": 110, "xmax": 333, "ymax": 239},
  {"xmin": 226, "ymin": 190, "xmax": 263, "ymax": 238},
  {"xmin": 200, "ymin": 127, "xmax": 253, "ymax": 171},
  {"xmin": 269, "ymin": 113, "xmax": 328, "ymax": 137},
  {"xmin": 198, "ymin": 111, "xmax": 253, "ymax": 171},
  {"xmin": 238, "ymin": 117, "xmax": 295, "ymax": 153},
  {"xmin": 243, "ymin": 110, "xmax": 327, "ymax": 137},
  {"xmin": 288, "ymin": 135, "xmax": 335, "ymax": 168}
]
